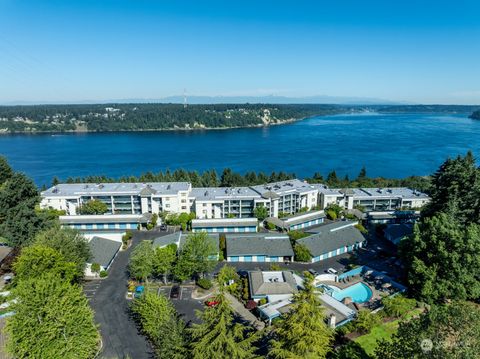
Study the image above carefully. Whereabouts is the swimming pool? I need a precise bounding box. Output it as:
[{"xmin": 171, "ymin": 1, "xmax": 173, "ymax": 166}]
[{"xmin": 330, "ymin": 283, "xmax": 372, "ymax": 304}]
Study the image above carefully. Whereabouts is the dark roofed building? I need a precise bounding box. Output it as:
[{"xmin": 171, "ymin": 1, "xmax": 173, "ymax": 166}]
[
  {"xmin": 297, "ymin": 221, "xmax": 365, "ymax": 263},
  {"xmin": 87, "ymin": 236, "xmax": 121, "ymax": 274},
  {"xmin": 248, "ymin": 271, "xmax": 298, "ymax": 299},
  {"xmin": 226, "ymin": 233, "xmax": 294, "ymax": 262},
  {"xmin": 384, "ymin": 223, "xmax": 413, "ymax": 245},
  {"xmin": 265, "ymin": 210, "xmax": 325, "ymax": 231},
  {"xmin": 191, "ymin": 217, "xmax": 258, "ymax": 233}
]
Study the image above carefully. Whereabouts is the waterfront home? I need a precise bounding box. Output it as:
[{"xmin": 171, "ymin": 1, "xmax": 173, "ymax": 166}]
[
  {"xmin": 226, "ymin": 233, "xmax": 294, "ymax": 263},
  {"xmin": 297, "ymin": 221, "xmax": 365, "ymax": 263}
]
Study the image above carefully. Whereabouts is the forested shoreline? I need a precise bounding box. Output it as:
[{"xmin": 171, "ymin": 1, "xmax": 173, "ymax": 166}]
[{"xmin": 0, "ymin": 103, "xmax": 478, "ymax": 133}]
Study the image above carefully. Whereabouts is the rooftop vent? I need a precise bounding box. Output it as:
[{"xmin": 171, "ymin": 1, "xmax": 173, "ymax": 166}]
[
  {"xmin": 204, "ymin": 191, "xmax": 209, "ymax": 196},
  {"xmin": 52, "ymin": 187, "xmax": 58, "ymax": 193},
  {"xmin": 167, "ymin": 185, "xmax": 171, "ymax": 190}
]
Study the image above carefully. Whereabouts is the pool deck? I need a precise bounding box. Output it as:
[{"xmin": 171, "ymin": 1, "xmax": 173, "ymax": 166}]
[{"xmin": 320, "ymin": 274, "xmax": 393, "ymax": 309}]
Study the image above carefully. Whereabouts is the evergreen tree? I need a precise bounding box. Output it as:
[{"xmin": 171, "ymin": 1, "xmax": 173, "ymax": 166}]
[
  {"xmin": 189, "ymin": 291, "xmax": 259, "ymax": 359},
  {"xmin": 400, "ymin": 212, "xmax": 480, "ymax": 303},
  {"xmin": 423, "ymin": 151, "xmax": 480, "ymax": 225},
  {"xmin": 375, "ymin": 301, "xmax": 480, "ymax": 359},
  {"xmin": 269, "ymin": 273, "xmax": 333, "ymax": 359},
  {"xmin": 175, "ymin": 232, "xmax": 218, "ymax": 281},
  {"xmin": 5, "ymin": 273, "xmax": 99, "ymax": 359},
  {"xmin": 0, "ymin": 156, "xmax": 13, "ymax": 185},
  {"xmin": 326, "ymin": 170, "xmax": 339, "ymax": 187}
]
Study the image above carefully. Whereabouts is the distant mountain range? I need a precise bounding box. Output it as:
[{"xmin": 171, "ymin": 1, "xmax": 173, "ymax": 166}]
[{"xmin": 1, "ymin": 95, "xmax": 409, "ymax": 106}]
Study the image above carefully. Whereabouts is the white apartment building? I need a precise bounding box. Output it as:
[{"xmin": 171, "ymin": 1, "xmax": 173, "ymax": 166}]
[
  {"xmin": 41, "ymin": 180, "xmax": 430, "ymax": 219},
  {"xmin": 40, "ymin": 182, "xmax": 191, "ymax": 215},
  {"xmin": 316, "ymin": 185, "xmax": 430, "ymax": 211},
  {"xmin": 190, "ymin": 187, "xmax": 269, "ymax": 219},
  {"xmin": 251, "ymin": 179, "xmax": 319, "ymax": 217}
]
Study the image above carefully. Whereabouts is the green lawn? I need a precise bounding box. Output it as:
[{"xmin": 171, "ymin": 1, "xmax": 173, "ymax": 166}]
[
  {"xmin": 354, "ymin": 319, "xmax": 400, "ymax": 355},
  {"xmin": 354, "ymin": 308, "xmax": 423, "ymax": 356}
]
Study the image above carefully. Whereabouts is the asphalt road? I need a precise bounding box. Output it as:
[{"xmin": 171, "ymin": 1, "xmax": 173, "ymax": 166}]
[{"xmin": 87, "ymin": 235, "xmax": 154, "ymax": 359}]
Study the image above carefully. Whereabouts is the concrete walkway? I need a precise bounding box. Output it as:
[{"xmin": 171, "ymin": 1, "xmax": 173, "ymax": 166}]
[{"xmin": 225, "ymin": 292, "xmax": 265, "ymax": 330}]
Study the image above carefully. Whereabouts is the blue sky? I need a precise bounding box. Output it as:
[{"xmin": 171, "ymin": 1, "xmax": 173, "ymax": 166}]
[{"xmin": 0, "ymin": 0, "xmax": 479, "ymax": 104}]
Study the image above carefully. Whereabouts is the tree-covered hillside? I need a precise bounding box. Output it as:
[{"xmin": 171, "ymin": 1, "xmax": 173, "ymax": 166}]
[{"xmin": 0, "ymin": 103, "xmax": 343, "ymax": 133}]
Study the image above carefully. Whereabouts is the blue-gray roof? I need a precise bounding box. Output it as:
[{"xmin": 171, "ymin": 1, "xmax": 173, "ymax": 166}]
[
  {"xmin": 226, "ymin": 234, "xmax": 293, "ymax": 257},
  {"xmin": 297, "ymin": 221, "xmax": 365, "ymax": 257},
  {"xmin": 88, "ymin": 236, "xmax": 121, "ymax": 268}
]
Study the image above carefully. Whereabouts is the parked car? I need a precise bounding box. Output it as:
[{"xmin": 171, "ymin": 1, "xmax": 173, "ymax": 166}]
[
  {"xmin": 326, "ymin": 268, "xmax": 338, "ymax": 275},
  {"xmin": 134, "ymin": 285, "xmax": 145, "ymax": 298},
  {"xmin": 170, "ymin": 285, "xmax": 181, "ymax": 299},
  {"xmin": 160, "ymin": 224, "xmax": 167, "ymax": 231},
  {"xmin": 308, "ymin": 269, "xmax": 319, "ymax": 277},
  {"xmin": 205, "ymin": 300, "xmax": 219, "ymax": 307}
]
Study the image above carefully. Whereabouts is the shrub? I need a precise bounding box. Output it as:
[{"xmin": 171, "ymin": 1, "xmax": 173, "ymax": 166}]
[
  {"xmin": 294, "ymin": 243, "xmax": 312, "ymax": 262},
  {"xmin": 242, "ymin": 278, "xmax": 249, "ymax": 300},
  {"xmin": 258, "ymin": 298, "xmax": 267, "ymax": 306},
  {"xmin": 353, "ymin": 310, "xmax": 381, "ymax": 334},
  {"xmin": 99, "ymin": 270, "xmax": 108, "ymax": 278},
  {"xmin": 382, "ymin": 294, "xmax": 417, "ymax": 318},
  {"xmin": 266, "ymin": 222, "xmax": 276, "ymax": 230},
  {"xmin": 326, "ymin": 210, "xmax": 337, "ymax": 220},
  {"xmin": 355, "ymin": 223, "xmax": 368, "ymax": 234},
  {"xmin": 197, "ymin": 278, "xmax": 213, "ymax": 290},
  {"xmin": 269, "ymin": 263, "xmax": 281, "ymax": 271},
  {"xmin": 90, "ymin": 263, "xmax": 101, "ymax": 275}
]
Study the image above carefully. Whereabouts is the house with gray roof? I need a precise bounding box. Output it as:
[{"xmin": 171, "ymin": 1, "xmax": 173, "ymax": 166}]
[
  {"xmin": 86, "ymin": 236, "xmax": 122, "ymax": 276},
  {"xmin": 265, "ymin": 210, "xmax": 325, "ymax": 231},
  {"xmin": 297, "ymin": 221, "xmax": 365, "ymax": 263},
  {"xmin": 384, "ymin": 223, "xmax": 413, "ymax": 245},
  {"xmin": 226, "ymin": 233, "xmax": 294, "ymax": 262},
  {"xmin": 191, "ymin": 217, "xmax": 258, "ymax": 233},
  {"xmin": 248, "ymin": 271, "xmax": 298, "ymax": 300}
]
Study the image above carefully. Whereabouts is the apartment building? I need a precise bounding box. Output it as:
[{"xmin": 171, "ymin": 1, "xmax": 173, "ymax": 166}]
[
  {"xmin": 41, "ymin": 180, "xmax": 429, "ymax": 220},
  {"xmin": 316, "ymin": 186, "xmax": 430, "ymax": 211},
  {"xmin": 251, "ymin": 179, "xmax": 319, "ymax": 217},
  {"xmin": 190, "ymin": 187, "xmax": 269, "ymax": 219},
  {"xmin": 40, "ymin": 182, "xmax": 192, "ymax": 215}
]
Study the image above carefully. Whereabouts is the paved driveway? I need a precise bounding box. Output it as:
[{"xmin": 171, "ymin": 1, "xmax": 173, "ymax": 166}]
[{"xmin": 87, "ymin": 235, "xmax": 154, "ymax": 359}]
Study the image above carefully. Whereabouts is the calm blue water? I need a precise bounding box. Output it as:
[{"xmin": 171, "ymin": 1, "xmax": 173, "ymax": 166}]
[
  {"xmin": 331, "ymin": 282, "xmax": 373, "ymax": 304},
  {"xmin": 1, "ymin": 112, "xmax": 479, "ymax": 186}
]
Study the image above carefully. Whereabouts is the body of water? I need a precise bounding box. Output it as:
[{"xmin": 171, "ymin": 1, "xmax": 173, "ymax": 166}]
[{"xmin": 1, "ymin": 112, "xmax": 479, "ymax": 186}]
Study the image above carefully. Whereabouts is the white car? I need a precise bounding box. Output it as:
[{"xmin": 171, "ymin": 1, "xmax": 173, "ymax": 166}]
[{"xmin": 326, "ymin": 268, "xmax": 338, "ymax": 275}]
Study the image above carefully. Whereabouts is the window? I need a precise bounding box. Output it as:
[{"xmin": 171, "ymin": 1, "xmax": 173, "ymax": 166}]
[
  {"xmin": 165, "ymin": 204, "xmax": 170, "ymax": 208},
  {"xmin": 257, "ymin": 256, "xmax": 266, "ymax": 262},
  {"xmin": 181, "ymin": 199, "xmax": 186, "ymax": 203},
  {"xmin": 244, "ymin": 256, "xmax": 253, "ymax": 262},
  {"xmin": 229, "ymin": 256, "xmax": 239, "ymax": 262}
]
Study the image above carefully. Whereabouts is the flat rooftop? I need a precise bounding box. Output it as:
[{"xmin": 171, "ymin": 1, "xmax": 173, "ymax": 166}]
[
  {"xmin": 190, "ymin": 187, "xmax": 262, "ymax": 201},
  {"xmin": 42, "ymin": 182, "xmax": 191, "ymax": 197},
  {"xmin": 251, "ymin": 179, "xmax": 317, "ymax": 196}
]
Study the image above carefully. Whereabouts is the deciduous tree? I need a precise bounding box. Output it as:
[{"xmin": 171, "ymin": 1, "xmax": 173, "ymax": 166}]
[
  {"xmin": 34, "ymin": 225, "xmax": 91, "ymax": 281},
  {"xmin": 5, "ymin": 274, "xmax": 99, "ymax": 359},
  {"xmin": 131, "ymin": 291, "xmax": 187, "ymax": 359}
]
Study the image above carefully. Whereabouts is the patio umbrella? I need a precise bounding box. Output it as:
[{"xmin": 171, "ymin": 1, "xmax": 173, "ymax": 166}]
[{"xmin": 382, "ymin": 282, "xmax": 392, "ymax": 288}]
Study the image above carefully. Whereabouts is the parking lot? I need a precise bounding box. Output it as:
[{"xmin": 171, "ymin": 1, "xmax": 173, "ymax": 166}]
[
  {"xmin": 83, "ymin": 280, "xmax": 101, "ymax": 300},
  {"xmin": 155, "ymin": 285, "xmax": 204, "ymax": 324}
]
